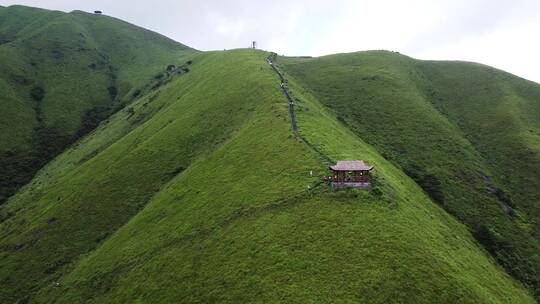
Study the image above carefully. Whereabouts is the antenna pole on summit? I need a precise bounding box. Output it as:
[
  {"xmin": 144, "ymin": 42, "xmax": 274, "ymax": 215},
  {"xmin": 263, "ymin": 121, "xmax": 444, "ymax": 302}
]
[{"xmin": 252, "ymin": 41, "xmax": 257, "ymax": 49}]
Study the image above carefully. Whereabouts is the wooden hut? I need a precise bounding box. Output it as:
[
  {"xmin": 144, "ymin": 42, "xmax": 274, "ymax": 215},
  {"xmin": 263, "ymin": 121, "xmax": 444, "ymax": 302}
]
[{"xmin": 329, "ymin": 160, "xmax": 373, "ymax": 189}]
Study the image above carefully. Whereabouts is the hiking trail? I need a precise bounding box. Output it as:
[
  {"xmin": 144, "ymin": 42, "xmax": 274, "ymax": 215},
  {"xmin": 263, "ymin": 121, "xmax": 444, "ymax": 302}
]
[{"xmin": 267, "ymin": 54, "xmax": 297, "ymax": 132}]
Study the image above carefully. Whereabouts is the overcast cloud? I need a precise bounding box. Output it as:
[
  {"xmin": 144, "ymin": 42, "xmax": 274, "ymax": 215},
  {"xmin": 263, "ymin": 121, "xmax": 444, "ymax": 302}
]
[{"xmin": 2, "ymin": 0, "xmax": 540, "ymax": 83}]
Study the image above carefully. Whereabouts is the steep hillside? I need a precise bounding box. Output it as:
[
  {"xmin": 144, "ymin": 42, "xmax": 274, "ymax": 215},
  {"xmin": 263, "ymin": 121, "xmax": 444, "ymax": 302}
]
[
  {"xmin": 0, "ymin": 5, "xmax": 195, "ymax": 203},
  {"xmin": 279, "ymin": 51, "xmax": 540, "ymax": 298},
  {"xmin": 0, "ymin": 48, "xmax": 533, "ymax": 303},
  {"xmin": 1, "ymin": 6, "xmax": 538, "ymax": 303}
]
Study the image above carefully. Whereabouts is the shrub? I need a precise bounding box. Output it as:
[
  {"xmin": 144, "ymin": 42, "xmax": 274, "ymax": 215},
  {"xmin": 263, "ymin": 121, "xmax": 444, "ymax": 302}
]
[
  {"xmin": 169, "ymin": 166, "xmax": 185, "ymax": 178},
  {"xmin": 132, "ymin": 89, "xmax": 141, "ymax": 98},
  {"xmin": 51, "ymin": 49, "xmax": 63, "ymax": 60},
  {"xmin": 34, "ymin": 127, "xmax": 72, "ymax": 160},
  {"xmin": 151, "ymin": 81, "xmax": 163, "ymax": 90},
  {"xmin": 370, "ymin": 186, "xmax": 383, "ymax": 197},
  {"xmin": 0, "ymin": 151, "xmax": 39, "ymax": 205},
  {"xmin": 30, "ymin": 86, "xmax": 45, "ymax": 102},
  {"xmin": 493, "ymin": 188, "xmax": 515, "ymax": 208},
  {"xmin": 11, "ymin": 74, "xmax": 30, "ymax": 85},
  {"xmin": 472, "ymin": 225, "xmax": 500, "ymax": 253},
  {"xmin": 403, "ymin": 164, "xmax": 445, "ymax": 204},
  {"xmin": 107, "ymin": 86, "xmax": 117, "ymax": 100},
  {"xmin": 75, "ymin": 106, "xmax": 111, "ymax": 139},
  {"xmin": 336, "ymin": 115, "xmax": 347, "ymax": 125},
  {"xmin": 126, "ymin": 107, "xmax": 135, "ymax": 118},
  {"xmin": 419, "ymin": 173, "xmax": 444, "ymax": 203}
]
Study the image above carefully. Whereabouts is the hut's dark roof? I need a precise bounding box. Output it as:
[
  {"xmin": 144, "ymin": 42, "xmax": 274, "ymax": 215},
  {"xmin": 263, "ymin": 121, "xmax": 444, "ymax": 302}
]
[{"xmin": 329, "ymin": 160, "xmax": 373, "ymax": 171}]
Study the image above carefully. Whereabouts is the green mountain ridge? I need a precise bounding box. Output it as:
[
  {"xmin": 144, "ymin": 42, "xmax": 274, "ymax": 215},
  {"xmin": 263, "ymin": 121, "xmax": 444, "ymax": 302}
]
[
  {"xmin": 279, "ymin": 51, "xmax": 540, "ymax": 297},
  {"xmin": 0, "ymin": 5, "xmax": 196, "ymax": 204},
  {"xmin": 0, "ymin": 5, "xmax": 538, "ymax": 303}
]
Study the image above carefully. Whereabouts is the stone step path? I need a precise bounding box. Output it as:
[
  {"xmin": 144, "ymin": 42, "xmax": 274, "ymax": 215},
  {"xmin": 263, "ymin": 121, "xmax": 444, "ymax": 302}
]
[
  {"xmin": 267, "ymin": 55, "xmax": 297, "ymax": 132},
  {"xmin": 265, "ymin": 54, "xmax": 333, "ymax": 166}
]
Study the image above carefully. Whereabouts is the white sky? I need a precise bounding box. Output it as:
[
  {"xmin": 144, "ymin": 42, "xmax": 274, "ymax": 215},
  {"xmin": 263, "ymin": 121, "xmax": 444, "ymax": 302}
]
[{"xmin": 2, "ymin": 0, "xmax": 540, "ymax": 83}]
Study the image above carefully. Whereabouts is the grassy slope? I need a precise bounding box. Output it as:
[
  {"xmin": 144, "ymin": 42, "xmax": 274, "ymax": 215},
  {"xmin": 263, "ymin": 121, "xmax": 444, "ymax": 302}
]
[
  {"xmin": 0, "ymin": 8, "xmax": 535, "ymax": 301},
  {"xmin": 0, "ymin": 50, "xmax": 526, "ymax": 303},
  {"xmin": 0, "ymin": 50, "xmax": 263, "ymax": 302},
  {"xmin": 279, "ymin": 51, "xmax": 540, "ymax": 298},
  {"xmin": 0, "ymin": 5, "xmax": 195, "ymax": 203},
  {"xmin": 417, "ymin": 61, "xmax": 540, "ymax": 233}
]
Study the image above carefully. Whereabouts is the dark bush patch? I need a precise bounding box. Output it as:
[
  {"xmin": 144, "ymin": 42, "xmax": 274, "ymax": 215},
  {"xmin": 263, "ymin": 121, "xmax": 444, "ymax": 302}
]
[
  {"xmin": 0, "ymin": 104, "xmax": 107, "ymax": 205},
  {"xmin": 132, "ymin": 89, "xmax": 141, "ymax": 98},
  {"xmin": 169, "ymin": 166, "xmax": 185, "ymax": 178},
  {"xmin": 370, "ymin": 186, "xmax": 383, "ymax": 197},
  {"xmin": 107, "ymin": 86, "xmax": 117, "ymax": 100},
  {"xmin": 472, "ymin": 225, "xmax": 501, "ymax": 253},
  {"xmin": 30, "ymin": 86, "xmax": 45, "ymax": 102},
  {"xmin": 404, "ymin": 165, "xmax": 445, "ymax": 204},
  {"xmin": 111, "ymin": 101, "xmax": 127, "ymax": 114},
  {"xmin": 493, "ymin": 188, "xmax": 515, "ymax": 215},
  {"xmin": 186, "ymin": 60, "xmax": 193, "ymax": 65},
  {"xmin": 12, "ymin": 243, "xmax": 25, "ymax": 251},
  {"xmin": 88, "ymin": 63, "xmax": 97, "ymax": 70},
  {"xmin": 336, "ymin": 115, "xmax": 349, "ymax": 127},
  {"xmin": 380, "ymin": 151, "xmax": 392, "ymax": 161},
  {"xmin": 11, "ymin": 74, "xmax": 30, "ymax": 85},
  {"xmin": 469, "ymin": 223, "xmax": 539, "ymax": 294},
  {"xmin": 43, "ymin": 259, "xmax": 68, "ymax": 274},
  {"xmin": 493, "ymin": 188, "xmax": 515, "ymax": 208},
  {"xmin": 75, "ymin": 106, "xmax": 111, "ymax": 139},
  {"xmin": 166, "ymin": 64, "xmax": 176, "ymax": 71},
  {"xmin": 0, "ymin": 127, "xmax": 71, "ymax": 205},
  {"xmin": 182, "ymin": 67, "xmax": 190, "ymax": 73},
  {"xmin": 51, "ymin": 49, "xmax": 64, "ymax": 60},
  {"xmin": 95, "ymin": 232, "xmax": 110, "ymax": 243},
  {"xmin": 0, "ymin": 151, "xmax": 39, "ymax": 205},
  {"xmin": 154, "ymin": 73, "xmax": 164, "ymax": 80},
  {"xmin": 34, "ymin": 127, "xmax": 72, "ymax": 160},
  {"xmin": 151, "ymin": 81, "xmax": 164, "ymax": 90},
  {"xmin": 418, "ymin": 173, "xmax": 444, "ymax": 203},
  {"xmin": 126, "ymin": 107, "xmax": 135, "ymax": 118}
]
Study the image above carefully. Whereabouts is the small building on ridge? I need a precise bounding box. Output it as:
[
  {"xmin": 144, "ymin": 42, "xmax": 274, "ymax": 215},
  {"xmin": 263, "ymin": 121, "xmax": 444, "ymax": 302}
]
[{"xmin": 329, "ymin": 160, "xmax": 373, "ymax": 189}]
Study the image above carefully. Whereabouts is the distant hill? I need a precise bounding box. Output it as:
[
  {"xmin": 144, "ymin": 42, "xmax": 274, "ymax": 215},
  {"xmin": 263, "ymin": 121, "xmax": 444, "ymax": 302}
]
[
  {"xmin": 0, "ymin": 5, "xmax": 195, "ymax": 204},
  {"xmin": 280, "ymin": 51, "xmax": 540, "ymax": 299},
  {"xmin": 0, "ymin": 5, "xmax": 538, "ymax": 304}
]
